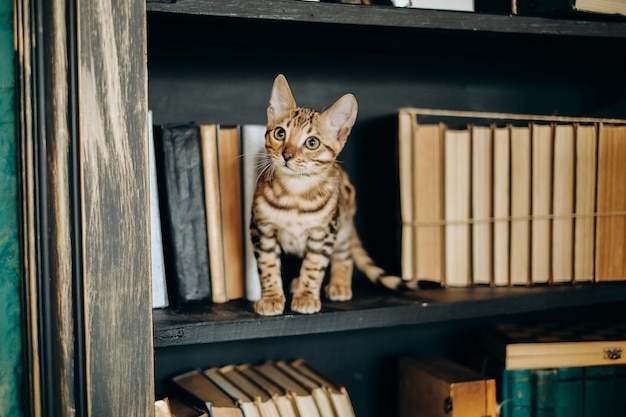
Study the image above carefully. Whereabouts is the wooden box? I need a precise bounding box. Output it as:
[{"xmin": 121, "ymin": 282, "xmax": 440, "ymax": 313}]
[
  {"xmin": 397, "ymin": 356, "xmax": 497, "ymax": 417},
  {"xmin": 481, "ymin": 320, "xmax": 626, "ymax": 370}
]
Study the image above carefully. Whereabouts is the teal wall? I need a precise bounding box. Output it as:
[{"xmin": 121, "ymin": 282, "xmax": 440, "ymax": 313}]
[{"xmin": 0, "ymin": 0, "xmax": 22, "ymax": 415}]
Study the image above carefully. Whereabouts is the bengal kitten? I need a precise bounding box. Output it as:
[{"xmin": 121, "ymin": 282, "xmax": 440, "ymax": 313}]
[{"xmin": 250, "ymin": 74, "xmax": 406, "ymax": 316}]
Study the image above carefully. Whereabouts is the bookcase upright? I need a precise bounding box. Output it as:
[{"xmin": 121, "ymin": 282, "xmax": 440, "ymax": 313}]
[{"xmin": 15, "ymin": 0, "xmax": 626, "ymax": 416}]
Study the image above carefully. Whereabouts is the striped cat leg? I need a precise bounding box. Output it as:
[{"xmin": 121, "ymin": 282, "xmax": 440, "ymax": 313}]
[
  {"xmin": 251, "ymin": 222, "xmax": 286, "ymax": 316},
  {"xmin": 325, "ymin": 236, "xmax": 354, "ymax": 301},
  {"xmin": 291, "ymin": 227, "xmax": 335, "ymax": 314}
]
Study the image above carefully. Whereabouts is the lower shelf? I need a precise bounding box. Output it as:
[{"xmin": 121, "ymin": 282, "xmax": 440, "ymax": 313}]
[{"xmin": 152, "ymin": 282, "xmax": 626, "ymax": 347}]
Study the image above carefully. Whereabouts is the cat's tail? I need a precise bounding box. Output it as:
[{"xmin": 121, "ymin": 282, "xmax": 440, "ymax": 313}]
[{"xmin": 350, "ymin": 233, "xmax": 418, "ymax": 291}]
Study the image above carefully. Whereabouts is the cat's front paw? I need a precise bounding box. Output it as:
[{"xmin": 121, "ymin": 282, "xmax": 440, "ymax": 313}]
[
  {"xmin": 291, "ymin": 294, "xmax": 321, "ymax": 314},
  {"xmin": 325, "ymin": 283, "xmax": 353, "ymax": 301},
  {"xmin": 254, "ymin": 295, "xmax": 286, "ymax": 316}
]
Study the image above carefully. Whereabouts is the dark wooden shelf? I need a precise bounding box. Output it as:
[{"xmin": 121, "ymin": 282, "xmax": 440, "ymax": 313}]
[
  {"xmin": 153, "ymin": 283, "xmax": 626, "ymax": 347},
  {"xmin": 146, "ymin": 0, "xmax": 626, "ymax": 39}
]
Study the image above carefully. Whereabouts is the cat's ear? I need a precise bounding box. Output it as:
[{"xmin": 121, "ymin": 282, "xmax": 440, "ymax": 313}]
[
  {"xmin": 321, "ymin": 93, "xmax": 358, "ymax": 144},
  {"xmin": 268, "ymin": 74, "xmax": 297, "ymax": 125}
]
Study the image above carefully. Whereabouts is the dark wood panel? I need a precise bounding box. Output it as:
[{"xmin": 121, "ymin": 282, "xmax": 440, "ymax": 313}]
[
  {"xmin": 146, "ymin": 0, "xmax": 626, "ymax": 38},
  {"xmin": 153, "ymin": 283, "xmax": 626, "ymax": 346},
  {"xmin": 78, "ymin": 0, "xmax": 153, "ymax": 416}
]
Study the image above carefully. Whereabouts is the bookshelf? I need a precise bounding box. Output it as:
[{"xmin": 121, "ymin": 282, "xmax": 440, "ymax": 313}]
[{"xmin": 16, "ymin": 0, "xmax": 626, "ymax": 416}]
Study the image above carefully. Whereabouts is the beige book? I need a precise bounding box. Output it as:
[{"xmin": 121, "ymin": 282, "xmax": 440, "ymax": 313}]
[
  {"xmin": 200, "ymin": 124, "xmax": 227, "ymax": 303},
  {"xmin": 276, "ymin": 361, "xmax": 335, "ymax": 417},
  {"xmin": 204, "ymin": 367, "xmax": 261, "ymax": 417},
  {"xmin": 219, "ymin": 365, "xmax": 281, "ymax": 417},
  {"xmin": 493, "ymin": 125, "xmax": 511, "ymax": 286},
  {"xmin": 596, "ymin": 124, "xmax": 626, "ymax": 281},
  {"xmin": 255, "ymin": 361, "xmax": 322, "ymax": 417},
  {"xmin": 172, "ymin": 369, "xmax": 244, "ymax": 417},
  {"xmin": 413, "ymin": 122, "xmax": 445, "ymax": 284},
  {"xmin": 530, "ymin": 123, "xmax": 553, "ymax": 284},
  {"xmin": 290, "ymin": 359, "xmax": 356, "ymax": 417},
  {"xmin": 551, "ymin": 124, "xmax": 575, "ymax": 283},
  {"xmin": 509, "ymin": 125, "xmax": 531, "ymax": 285},
  {"xmin": 217, "ymin": 126, "xmax": 244, "ymax": 301},
  {"xmin": 237, "ymin": 363, "xmax": 299, "ymax": 417},
  {"xmin": 444, "ymin": 127, "xmax": 472, "ymax": 287},
  {"xmin": 398, "ymin": 110, "xmax": 416, "ymax": 281},
  {"xmin": 574, "ymin": 124, "xmax": 597, "ymax": 283},
  {"xmin": 471, "ymin": 125, "xmax": 493, "ymax": 286}
]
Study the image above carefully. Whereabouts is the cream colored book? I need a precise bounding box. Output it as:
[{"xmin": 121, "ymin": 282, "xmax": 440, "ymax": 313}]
[
  {"xmin": 255, "ymin": 361, "xmax": 322, "ymax": 417},
  {"xmin": 290, "ymin": 359, "xmax": 356, "ymax": 417},
  {"xmin": 444, "ymin": 127, "xmax": 471, "ymax": 287},
  {"xmin": 237, "ymin": 364, "xmax": 298, "ymax": 417},
  {"xmin": 509, "ymin": 125, "xmax": 531, "ymax": 286},
  {"xmin": 471, "ymin": 125, "xmax": 493, "ymax": 286},
  {"xmin": 551, "ymin": 124, "xmax": 575, "ymax": 283},
  {"xmin": 276, "ymin": 361, "xmax": 335, "ymax": 417},
  {"xmin": 413, "ymin": 122, "xmax": 445, "ymax": 284},
  {"xmin": 530, "ymin": 123, "xmax": 553, "ymax": 284},
  {"xmin": 398, "ymin": 110, "xmax": 416, "ymax": 281},
  {"xmin": 492, "ymin": 125, "xmax": 511, "ymax": 286},
  {"xmin": 574, "ymin": 124, "xmax": 597, "ymax": 283},
  {"xmin": 219, "ymin": 365, "xmax": 281, "ymax": 417},
  {"xmin": 204, "ymin": 367, "xmax": 261, "ymax": 417},
  {"xmin": 172, "ymin": 369, "xmax": 244, "ymax": 417}
]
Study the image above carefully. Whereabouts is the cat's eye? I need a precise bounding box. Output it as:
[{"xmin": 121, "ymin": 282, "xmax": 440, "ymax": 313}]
[
  {"xmin": 305, "ymin": 137, "xmax": 320, "ymax": 150},
  {"xmin": 274, "ymin": 127, "xmax": 286, "ymax": 141}
]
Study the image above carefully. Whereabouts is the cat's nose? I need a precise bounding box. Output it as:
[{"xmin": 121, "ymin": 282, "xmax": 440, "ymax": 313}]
[{"xmin": 282, "ymin": 151, "xmax": 294, "ymax": 162}]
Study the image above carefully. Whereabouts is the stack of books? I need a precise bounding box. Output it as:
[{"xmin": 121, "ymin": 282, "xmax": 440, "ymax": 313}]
[
  {"xmin": 159, "ymin": 359, "xmax": 356, "ymax": 417},
  {"xmin": 480, "ymin": 320, "xmax": 626, "ymax": 417},
  {"xmin": 398, "ymin": 107, "xmax": 626, "ymax": 287},
  {"xmin": 150, "ymin": 121, "xmax": 268, "ymax": 308}
]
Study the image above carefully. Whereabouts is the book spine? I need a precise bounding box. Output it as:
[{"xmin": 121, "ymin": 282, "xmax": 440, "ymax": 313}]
[
  {"xmin": 509, "ymin": 125, "xmax": 531, "ymax": 285},
  {"xmin": 555, "ymin": 367, "xmax": 583, "ymax": 417},
  {"xmin": 443, "ymin": 128, "xmax": 471, "ymax": 287},
  {"xmin": 583, "ymin": 366, "xmax": 617, "ymax": 417},
  {"xmin": 155, "ymin": 123, "xmax": 211, "ymax": 304},
  {"xmin": 492, "ymin": 126, "xmax": 511, "ymax": 286},
  {"xmin": 532, "ymin": 369, "xmax": 557, "ymax": 417},
  {"xmin": 501, "ymin": 369, "xmax": 532, "ymax": 417},
  {"xmin": 551, "ymin": 124, "xmax": 575, "ymax": 283}
]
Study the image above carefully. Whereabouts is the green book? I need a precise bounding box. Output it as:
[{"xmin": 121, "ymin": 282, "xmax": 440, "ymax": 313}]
[
  {"xmin": 533, "ymin": 369, "xmax": 557, "ymax": 417},
  {"xmin": 555, "ymin": 367, "xmax": 583, "ymax": 417},
  {"xmin": 584, "ymin": 366, "xmax": 617, "ymax": 417},
  {"xmin": 614, "ymin": 365, "xmax": 626, "ymax": 413},
  {"xmin": 502, "ymin": 369, "xmax": 532, "ymax": 417}
]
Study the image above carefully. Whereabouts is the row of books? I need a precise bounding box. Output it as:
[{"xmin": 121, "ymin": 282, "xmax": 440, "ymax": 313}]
[
  {"xmin": 298, "ymin": 0, "xmax": 626, "ymax": 18},
  {"xmin": 483, "ymin": 320, "xmax": 626, "ymax": 417},
  {"xmin": 150, "ymin": 114, "xmax": 267, "ymax": 308},
  {"xmin": 156, "ymin": 359, "xmax": 355, "ymax": 417},
  {"xmin": 398, "ymin": 319, "xmax": 626, "ymax": 417},
  {"xmin": 398, "ymin": 108, "xmax": 626, "ymax": 287}
]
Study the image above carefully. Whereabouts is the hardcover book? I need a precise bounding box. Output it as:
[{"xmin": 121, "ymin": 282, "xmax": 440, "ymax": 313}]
[{"xmin": 154, "ymin": 122, "xmax": 211, "ymax": 304}]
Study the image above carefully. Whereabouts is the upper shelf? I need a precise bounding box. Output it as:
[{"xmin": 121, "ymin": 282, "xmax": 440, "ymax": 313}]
[
  {"xmin": 153, "ymin": 283, "xmax": 626, "ymax": 347},
  {"xmin": 146, "ymin": 0, "xmax": 626, "ymax": 39}
]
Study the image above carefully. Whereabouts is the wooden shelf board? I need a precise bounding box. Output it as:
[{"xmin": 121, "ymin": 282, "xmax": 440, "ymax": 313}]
[
  {"xmin": 153, "ymin": 283, "xmax": 626, "ymax": 347},
  {"xmin": 146, "ymin": 0, "xmax": 626, "ymax": 38}
]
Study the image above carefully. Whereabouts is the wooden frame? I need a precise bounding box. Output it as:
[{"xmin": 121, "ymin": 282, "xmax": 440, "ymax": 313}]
[{"xmin": 14, "ymin": 0, "xmax": 153, "ymax": 415}]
